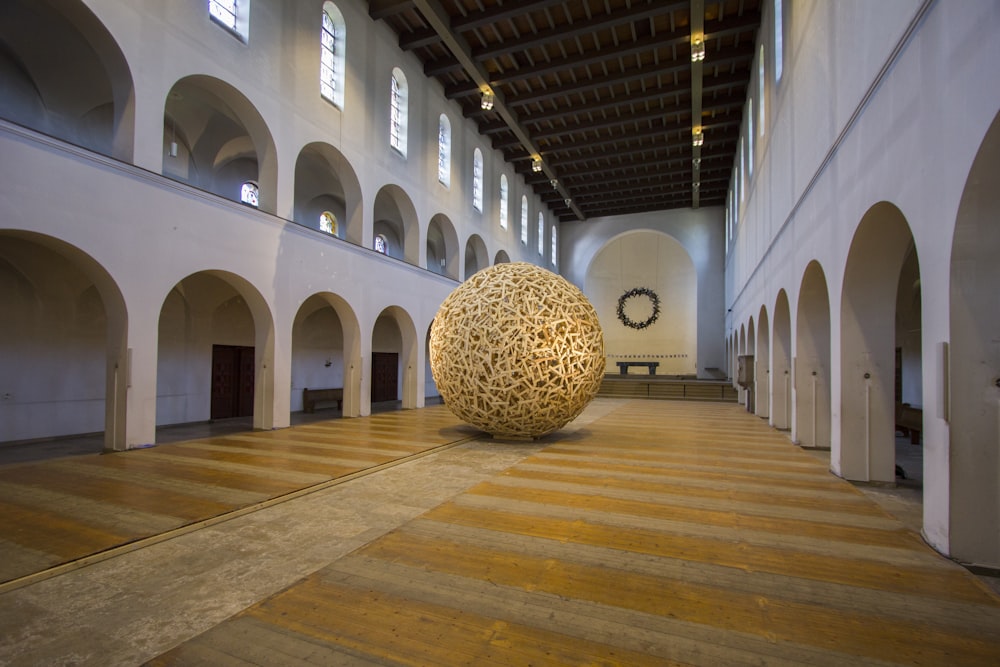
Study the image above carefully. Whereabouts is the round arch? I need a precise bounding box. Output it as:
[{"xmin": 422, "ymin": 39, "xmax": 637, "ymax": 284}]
[
  {"xmin": 372, "ymin": 184, "xmax": 420, "ymax": 266},
  {"xmin": 0, "ymin": 0, "xmax": 135, "ymax": 160},
  {"xmin": 291, "ymin": 292, "xmax": 362, "ymax": 418},
  {"xmin": 158, "ymin": 269, "xmax": 275, "ymax": 432},
  {"xmin": 756, "ymin": 305, "xmax": 771, "ymax": 419},
  {"xmin": 746, "ymin": 316, "xmax": 756, "ymax": 412},
  {"xmin": 494, "ymin": 249, "xmax": 511, "ymax": 265},
  {"xmin": 585, "ymin": 230, "xmax": 697, "ymax": 377},
  {"xmin": 949, "ymin": 109, "xmax": 1000, "ymax": 567},
  {"xmin": 372, "ymin": 305, "xmax": 419, "ymax": 410},
  {"xmin": 840, "ymin": 202, "xmax": 917, "ymax": 482},
  {"xmin": 427, "ymin": 213, "xmax": 459, "ymax": 279},
  {"xmin": 772, "ymin": 289, "xmax": 793, "ymax": 430},
  {"xmin": 0, "ymin": 230, "xmax": 129, "ymax": 450},
  {"xmin": 293, "ymin": 142, "xmax": 364, "ymax": 245},
  {"xmin": 163, "ymin": 75, "xmax": 278, "ymax": 213},
  {"xmin": 796, "ymin": 260, "xmax": 831, "ymax": 450},
  {"xmin": 464, "ymin": 234, "xmax": 488, "ymax": 279}
]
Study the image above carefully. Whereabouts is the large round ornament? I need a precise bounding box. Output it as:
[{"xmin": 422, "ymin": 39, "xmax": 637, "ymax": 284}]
[{"xmin": 429, "ymin": 262, "xmax": 605, "ymax": 438}]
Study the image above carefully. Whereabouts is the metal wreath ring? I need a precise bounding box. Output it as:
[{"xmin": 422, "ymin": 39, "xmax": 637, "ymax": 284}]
[{"xmin": 616, "ymin": 287, "xmax": 660, "ymax": 330}]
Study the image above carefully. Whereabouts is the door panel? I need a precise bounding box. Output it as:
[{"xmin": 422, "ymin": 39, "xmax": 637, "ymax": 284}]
[
  {"xmin": 371, "ymin": 352, "xmax": 398, "ymax": 403},
  {"xmin": 211, "ymin": 345, "xmax": 255, "ymax": 419}
]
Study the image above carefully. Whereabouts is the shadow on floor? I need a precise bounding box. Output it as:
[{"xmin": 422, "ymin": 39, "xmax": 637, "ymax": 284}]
[{"xmin": 0, "ymin": 398, "xmax": 445, "ymax": 467}]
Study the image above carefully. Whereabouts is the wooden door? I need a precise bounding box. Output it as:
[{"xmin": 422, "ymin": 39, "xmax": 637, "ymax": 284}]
[
  {"xmin": 371, "ymin": 352, "xmax": 398, "ymax": 403},
  {"xmin": 211, "ymin": 345, "xmax": 255, "ymax": 419}
]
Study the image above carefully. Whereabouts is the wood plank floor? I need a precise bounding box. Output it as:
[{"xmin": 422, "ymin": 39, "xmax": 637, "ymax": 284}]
[
  {"xmin": 0, "ymin": 406, "xmax": 475, "ymax": 586},
  {"xmin": 148, "ymin": 400, "xmax": 1000, "ymax": 666}
]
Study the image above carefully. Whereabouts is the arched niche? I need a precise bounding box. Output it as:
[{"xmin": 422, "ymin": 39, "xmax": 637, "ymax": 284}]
[
  {"xmin": 772, "ymin": 290, "xmax": 793, "ymax": 430},
  {"xmin": 427, "ymin": 213, "xmax": 458, "ymax": 279},
  {"xmin": 585, "ymin": 230, "xmax": 697, "ymax": 376},
  {"xmin": 293, "ymin": 142, "xmax": 364, "ymax": 245},
  {"xmin": 291, "ymin": 293, "xmax": 362, "ymax": 418},
  {"xmin": 0, "ymin": 0, "xmax": 135, "ymax": 160},
  {"xmin": 163, "ymin": 75, "xmax": 278, "ymax": 213},
  {"xmin": 372, "ymin": 184, "xmax": 419, "ymax": 266},
  {"xmin": 464, "ymin": 234, "xmax": 488, "ymax": 279},
  {"xmin": 756, "ymin": 306, "xmax": 770, "ymax": 419}
]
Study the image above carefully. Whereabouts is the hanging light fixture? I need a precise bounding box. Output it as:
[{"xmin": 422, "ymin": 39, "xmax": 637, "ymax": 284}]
[
  {"xmin": 532, "ymin": 157, "xmax": 543, "ymax": 172},
  {"xmin": 481, "ymin": 89, "xmax": 495, "ymax": 110},
  {"xmin": 550, "ymin": 179, "xmax": 558, "ymax": 189},
  {"xmin": 692, "ymin": 128, "xmax": 704, "ymax": 147},
  {"xmin": 691, "ymin": 36, "xmax": 706, "ymax": 62}
]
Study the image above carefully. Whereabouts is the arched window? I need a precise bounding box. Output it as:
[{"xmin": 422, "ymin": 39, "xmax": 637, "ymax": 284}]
[
  {"xmin": 320, "ymin": 3, "xmax": 345, "ymax": 108},
  {"xmin": 738, "ymin": 138, "xmax": 745, "ymax": 202},
  {"xmin": 374, "ymin": 234, "xmax": 388, "ymax": 254},
  {"xmin": 241, "ymin": 181, "xmax": 259, "ymax": 207},
  {"xmin": 499, "ymin": 174, "xmax": 509, "ymax": 229},
  {"xmin": 209, "ymin": 0, "xmax": 237, "ymax": 31},
  {"xmin": 758, "ymin": 43, "xmax": 766, "ymax": 135},
  {"xmin": 389, "ymin": 68, "xmax": 408, "ymax": 156},
  {"xmin": 209, "ymin": 0, "xmax": 247, "ymax": 40},
  {"xmin": 520, "ymin": 196, "xmax": 528, "ymax": 245},
  {"xmin": 551, "ymin": 224, "xmax": 558, "ymax": 267},
  {"xmin": 320, "ymin": 211, "xmax": 337, "ymax": 235},
  {"xmin": 472, "ymin": 148, "xmax": 484, "ymax": 212},
  {"xmin": 537, "ymin": 212, "xmax": 544, "ymax": 255},
  {"xmin": 774, "ymin": 0, "xmax": 784, "ymax": 84},
  {"xmin": 748, "ymin": 98, "xmax": 754, "ymax": 180},
  {"xmin": 438, "ymin": 114, "xmax": 451, "ymax": 186}
]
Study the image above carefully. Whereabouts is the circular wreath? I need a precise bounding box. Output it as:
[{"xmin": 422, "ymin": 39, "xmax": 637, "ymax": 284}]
[{"xmin": 617, "ymin": 287, "xmax": 660, "ymax": 330}]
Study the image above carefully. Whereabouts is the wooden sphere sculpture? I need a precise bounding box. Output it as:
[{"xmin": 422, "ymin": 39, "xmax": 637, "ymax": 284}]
[{"xmin": 430, "ymin": 262, "xmax": 605, "ymax": 439}]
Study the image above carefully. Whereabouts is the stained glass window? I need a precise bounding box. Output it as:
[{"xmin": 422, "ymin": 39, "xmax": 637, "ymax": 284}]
[
  {"xmin": 241, "ymin": 181, "xmax": 259, "ymax": 207},
  {"xmin": 209, "ymin": 0, "xmax": 237, "ymax": 31},
  {"xmin": 473, "ymin": 148, "xmax": 483, "ymax": 212}
]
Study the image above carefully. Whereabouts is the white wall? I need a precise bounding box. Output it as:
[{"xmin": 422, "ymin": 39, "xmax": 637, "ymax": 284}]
[
  {"xmin": 724, "ymin": 0, "xmax": 1000, "ymax": 561},
  {"xmin": 560, "ymin": 207, "xmax": 726, "ymax": 378}
]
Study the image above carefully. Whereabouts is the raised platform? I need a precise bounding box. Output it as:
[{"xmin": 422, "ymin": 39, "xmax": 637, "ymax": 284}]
[{"xmin": 597, "ymin": 375, "xmax": 738, "ymax": 402}]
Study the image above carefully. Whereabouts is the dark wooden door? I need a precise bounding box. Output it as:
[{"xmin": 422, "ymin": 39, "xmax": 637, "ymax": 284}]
[
  {"xmin": 211, "ymin": 345, "xmax": 255, "ymax": 419},
  {"xmin": 371, "ymin": 352, "xmax": 398, "ymax": 403}
]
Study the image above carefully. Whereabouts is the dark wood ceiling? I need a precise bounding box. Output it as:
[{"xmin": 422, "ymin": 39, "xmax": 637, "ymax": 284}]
[{"xmin": 369, "ymin": 0, "xmax": 760, "ymax": 223}]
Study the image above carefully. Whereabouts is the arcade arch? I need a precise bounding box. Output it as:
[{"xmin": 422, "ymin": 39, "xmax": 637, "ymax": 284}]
[
  {"xmin": 427, "ymin": 214, "xmax": 458, "ymax": 279},
  {"xmin": 290, "ymin": 293, "xmax": 362, "ymax": 418},
  {"xmin": 163, "ymin": 75, "xmax": 278, "ymax": 213},
  {"xmin": 464, "ymin": 234, "xmax": 488, "ymax": 279},
  {"xmin": 293, "ymin": 143, "xmax": 363, "ymax": 244},
  {"xmin": 796, "ymin": 261, "xmax": 831, "ymax": 450},
  {"xmin": 840, "ymin": 203, "xmax": 918, "ymax": 483},
  {"xmin": 772, "ymin": 290, "xmax": 792, "ymax": 430},
  {"xmin": 0, "ymin": 0, "xmax": 135, "ymax": 160},
  {"xmin": 756, "ymin": 306, "xmax": 770, "ymax": 419},
  {"xmin": 157, "ymin": 271, "xmax": 275, "ymax": 431},
  {"xmin": 372, "ymin": 185, "xmax": 419, "ymax": 265},
  {"xmin": 948, "ymin": 110, "xmax": 1000, "ymax": 568},
  {"xmin": 371, "ymin": 306, "xmax": 419, "ymax": 409},
  {"xmin": 0, "ymin": 232, "xmax": 128, "ymax": 450}
]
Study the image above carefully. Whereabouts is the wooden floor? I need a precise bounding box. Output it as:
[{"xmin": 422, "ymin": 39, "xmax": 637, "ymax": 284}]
[
  {"xmin": 0, "ymin": 406, "xmax": 476, "ymax": 587},
  {"xmin": 146, "ymin": 401, "xmax": 1000, "ymax": 666}
]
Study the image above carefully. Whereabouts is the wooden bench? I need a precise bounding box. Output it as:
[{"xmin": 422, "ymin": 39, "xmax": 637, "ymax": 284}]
[
  {"xmin": 615, "ymin": 361, "xmax": 659, "ymax": 375},
  {"xmin": 895, "ymin": 402, "xmax": 922, "ymax": 444},
  {"xmin": 302, "ymin": 387, "xmax": 343, "ymax": 413}
]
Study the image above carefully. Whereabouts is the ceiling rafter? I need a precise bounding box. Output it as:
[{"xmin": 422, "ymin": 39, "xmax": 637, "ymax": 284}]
[{"xmin": 371, "ymin": 0, "xmax": 760, "ymax": 220}]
